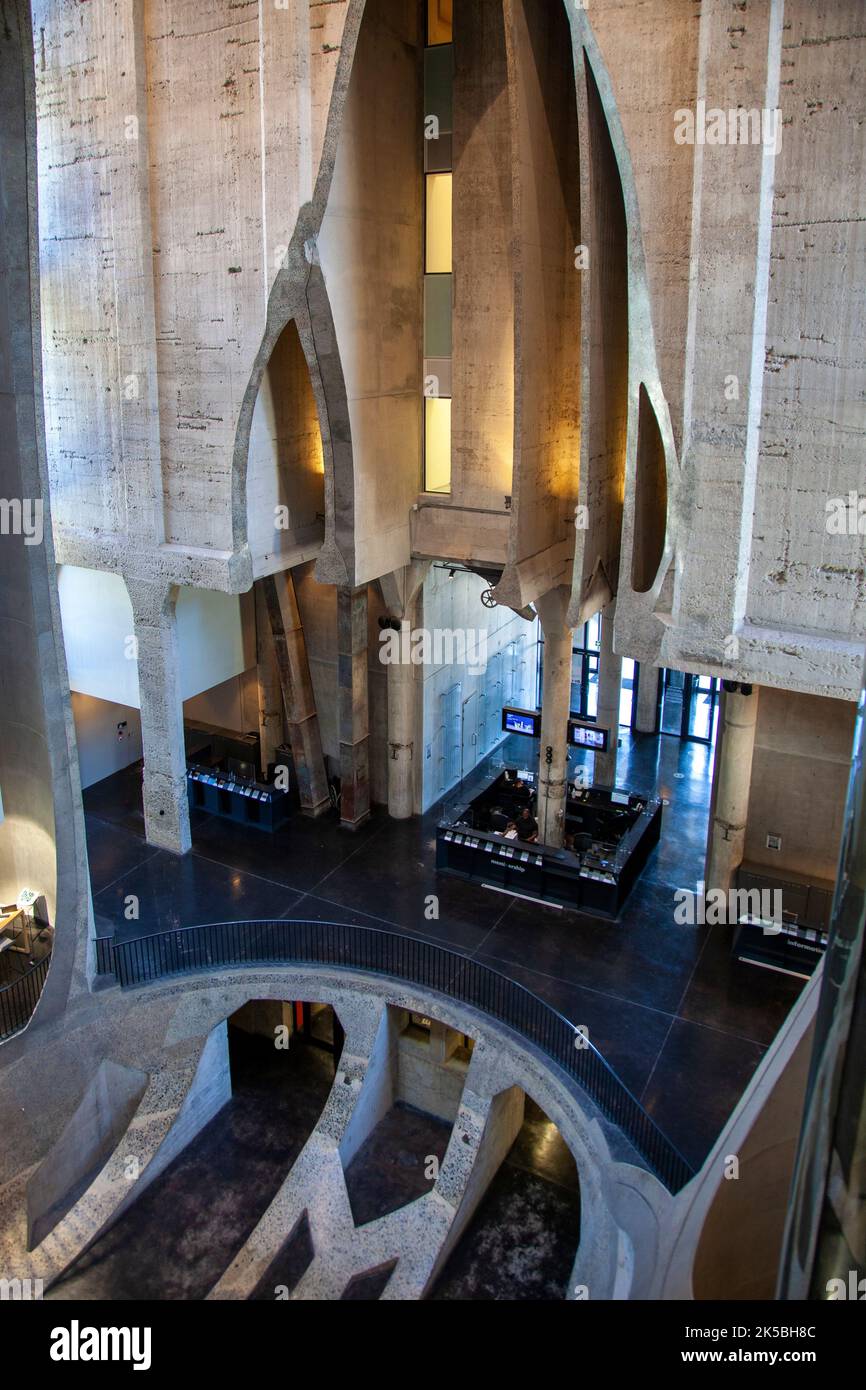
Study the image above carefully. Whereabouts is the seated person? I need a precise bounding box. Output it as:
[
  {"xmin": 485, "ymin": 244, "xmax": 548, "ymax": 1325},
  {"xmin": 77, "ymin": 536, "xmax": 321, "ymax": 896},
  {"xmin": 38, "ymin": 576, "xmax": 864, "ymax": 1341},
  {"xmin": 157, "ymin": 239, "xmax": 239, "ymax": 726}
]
[{"xmin": 515, "ymin": 806, "xmax": 539, "ymax": 842}]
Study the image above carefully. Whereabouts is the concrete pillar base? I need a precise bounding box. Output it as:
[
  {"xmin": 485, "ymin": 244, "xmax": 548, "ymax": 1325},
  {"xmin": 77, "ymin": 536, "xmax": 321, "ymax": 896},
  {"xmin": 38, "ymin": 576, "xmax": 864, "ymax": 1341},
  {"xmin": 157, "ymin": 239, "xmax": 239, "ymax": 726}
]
[
  {"xmin": 127, "ymin": 579, "xmax": 191, "ymax": 856},
  {"xmin": 635, "ymin": 662, "xmax": 660, "ymax": 734},
  {"xmin": 705, "ymin": 683, "xmax": 760, "ymax": 898},
  {"xmin": 263, "ymin": 571, "xmax": 330, "ymax": 818},
  {"xmin": 595, "ymin": 600, "xmax": 622, "ymax": 788},
  {"xmin": 535, "ymin": 587, "xmax": 573, "ymax": 848},
  {"xmin": 338, "ymin": 585, "xmax": 371, "ymax": 831},
  {"xmin": 379, "ymin": 563, "xmax": 429, "ymax": 820}
]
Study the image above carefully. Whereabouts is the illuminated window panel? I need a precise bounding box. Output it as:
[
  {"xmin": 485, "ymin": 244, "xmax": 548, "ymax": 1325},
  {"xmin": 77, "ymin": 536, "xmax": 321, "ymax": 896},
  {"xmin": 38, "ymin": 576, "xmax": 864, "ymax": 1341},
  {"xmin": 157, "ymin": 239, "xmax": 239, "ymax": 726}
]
[
  {"xmin": 424, "ymin": 397, "xmax": 452, "ymax": 494},
  {"xmin": 427, "ymin": 0, "xmax": 452, "ymax": 46},
  {"xmin": 425, "ymin": 173, "xmax": 452, "ymax": 274}
]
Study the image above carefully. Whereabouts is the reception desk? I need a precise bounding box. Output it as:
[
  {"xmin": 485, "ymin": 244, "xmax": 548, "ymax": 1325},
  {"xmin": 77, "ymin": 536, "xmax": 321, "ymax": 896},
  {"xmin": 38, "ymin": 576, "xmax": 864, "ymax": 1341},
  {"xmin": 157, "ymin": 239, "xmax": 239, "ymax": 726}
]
[{"xmin": 436, "ymin": 770, "xmax": 662, "ymax": 918}]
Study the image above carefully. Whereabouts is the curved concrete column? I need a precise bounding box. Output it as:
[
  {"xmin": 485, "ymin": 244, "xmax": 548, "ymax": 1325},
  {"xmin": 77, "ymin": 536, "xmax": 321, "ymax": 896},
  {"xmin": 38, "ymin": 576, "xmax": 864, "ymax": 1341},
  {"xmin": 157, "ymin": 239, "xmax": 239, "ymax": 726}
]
[
  {"xmin": 594, "ymin": 601, "xmax": 622, "ymax": 788},
  {"xmin": 380, "ymin": 563, "xmax": 430, "ymax": 819},
  {"xmin": 126, "ymin": 580, "xmax": 191, "ymax": 855},
  {"xmin": 705, "ymin": 684, "xmax": 760, "ymax": 896},
  {"xmin": 536, "ymin": 588, "xmax": 573, "ymax": 847}
]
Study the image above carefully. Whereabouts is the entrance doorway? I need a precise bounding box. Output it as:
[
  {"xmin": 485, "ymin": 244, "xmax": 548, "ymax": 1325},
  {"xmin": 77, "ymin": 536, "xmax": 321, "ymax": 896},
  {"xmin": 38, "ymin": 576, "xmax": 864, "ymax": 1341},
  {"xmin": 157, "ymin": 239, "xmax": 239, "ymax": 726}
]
[{"xmin": 659, "ymin": 670, "xmax": 719, "ymax": 744}]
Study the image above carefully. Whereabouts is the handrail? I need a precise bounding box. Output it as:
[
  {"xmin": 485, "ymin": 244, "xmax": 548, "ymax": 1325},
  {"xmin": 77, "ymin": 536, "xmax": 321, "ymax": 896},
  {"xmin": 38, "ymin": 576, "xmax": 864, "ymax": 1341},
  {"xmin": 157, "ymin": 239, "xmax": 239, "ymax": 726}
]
[
  {"xmin": 0, "ymin": 953, "xmax": 51, "ymax": 1042},
  {"xmin": 93, "ymin": 920, "xmax": 694, "ymax": 1192}
]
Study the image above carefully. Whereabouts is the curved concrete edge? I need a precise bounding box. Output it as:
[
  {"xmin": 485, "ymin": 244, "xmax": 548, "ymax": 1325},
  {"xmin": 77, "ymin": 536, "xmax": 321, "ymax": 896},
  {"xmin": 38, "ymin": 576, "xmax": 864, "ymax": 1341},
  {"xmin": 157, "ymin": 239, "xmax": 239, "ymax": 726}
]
[
  {"xmin": 155, "ymin": 965, "xmax": 668, "ymax": 1301},
  {"xmin": 0, "ymin": 963, "xmax": 673, "ymax": 1299},
  {"xmin": 654, "ymin": 965, "xmax": 821, "ymax": 1300}
]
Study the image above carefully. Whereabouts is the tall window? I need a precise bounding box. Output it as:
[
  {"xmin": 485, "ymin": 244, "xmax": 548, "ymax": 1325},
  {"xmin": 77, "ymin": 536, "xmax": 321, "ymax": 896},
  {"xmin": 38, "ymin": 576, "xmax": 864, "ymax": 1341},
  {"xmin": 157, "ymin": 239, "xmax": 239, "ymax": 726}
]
[{"xmin": 423, "ymin": 3, "xmax": 453, "ymax": 493}]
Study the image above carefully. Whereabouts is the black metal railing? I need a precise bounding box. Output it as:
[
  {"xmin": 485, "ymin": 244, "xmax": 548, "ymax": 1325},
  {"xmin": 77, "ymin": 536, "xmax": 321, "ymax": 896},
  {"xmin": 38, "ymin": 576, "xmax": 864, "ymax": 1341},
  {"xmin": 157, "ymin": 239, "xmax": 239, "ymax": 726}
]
[
  {"xmin": 0, "ymin": 954, "xmax": 51, "ymax": 1043},
  {"xmin": 93, "ymin": 920, "xmax": 694, "ymax": 1192}
]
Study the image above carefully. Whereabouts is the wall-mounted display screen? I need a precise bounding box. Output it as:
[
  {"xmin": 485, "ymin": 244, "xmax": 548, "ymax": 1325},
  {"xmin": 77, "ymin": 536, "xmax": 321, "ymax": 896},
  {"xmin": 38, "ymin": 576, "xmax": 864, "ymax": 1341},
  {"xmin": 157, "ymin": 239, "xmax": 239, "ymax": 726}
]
[
  {"xmin": 569, "ymin": 720, "xmax": 609, "ymax": 751},
  {"xmin": 501, "ymin": 707, "xmax": 541, "ymax": 738}
]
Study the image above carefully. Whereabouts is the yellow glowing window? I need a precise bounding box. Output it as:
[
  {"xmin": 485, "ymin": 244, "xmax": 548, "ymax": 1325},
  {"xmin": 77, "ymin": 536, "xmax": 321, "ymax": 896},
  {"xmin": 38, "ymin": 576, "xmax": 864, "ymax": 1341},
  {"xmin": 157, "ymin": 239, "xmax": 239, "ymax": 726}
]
[
  {"xmin": 424, "ymin": 397, "xmax": 451, "ymax": 494},
  {"xmin": 425, "ymin": 173, "xmax": 452, "ymax": 274},
  {"xmin": 427, "ymin": 0, "xmax": 452, "ymax": 45}
]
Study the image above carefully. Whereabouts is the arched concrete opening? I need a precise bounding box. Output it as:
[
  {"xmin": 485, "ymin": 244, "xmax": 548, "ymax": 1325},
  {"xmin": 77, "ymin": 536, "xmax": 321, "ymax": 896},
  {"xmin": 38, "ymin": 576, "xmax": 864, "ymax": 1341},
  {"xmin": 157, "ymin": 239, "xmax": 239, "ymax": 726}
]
[
  {"xmin": 245, "ymin": 319, "xmax": 326, "ymax": 581},
  {"xmin": 631, "ymin": 384, "xmax": 668, "ymax": 595},
  {"xmin": 429, "ymin": 1089, "xmax": 582, "ymax": 1300},
  {"xmin": 45, "ymin": 996, "xmax": 340, "ymax": 1300}
]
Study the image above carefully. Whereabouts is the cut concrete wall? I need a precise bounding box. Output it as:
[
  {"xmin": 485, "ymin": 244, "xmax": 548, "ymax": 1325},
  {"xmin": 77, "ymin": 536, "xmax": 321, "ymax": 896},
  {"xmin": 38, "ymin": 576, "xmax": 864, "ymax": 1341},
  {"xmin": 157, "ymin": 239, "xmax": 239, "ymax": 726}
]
[
  {"xmin": 26, "ymin": 1059, "xmax": 148, "ymax": 1250},
  {"xmin": 744, "ymin": 686, "xmax": 856, "ymax": 881},
  {"xmin": 317, "ymin": 0, "xmax": 422, "ymax": 585},
  {"xmin": 246, "ymin": 318, "xmax": 325, "ymax": 579},
  {"xmin": 395, "ymin": 1016, "xmax": 470, "ymax": 1124},
  {"xmin": 450, "ymin": 0, "xmax": 514, "ymax": 513},
  {"xmin": 292, "ymin": 562, "xmax": 389, "ymax": 803},
  {"xmin": 0, "ymin": 0, "xmax": 92, "ymax": 1026},
  {"xmin": 497, "ymin": 0, "xmax": 581, "ymax": 610},
  {"xmin": 615, "ymin": 0, "xmax": 866, "ymax": 700}
]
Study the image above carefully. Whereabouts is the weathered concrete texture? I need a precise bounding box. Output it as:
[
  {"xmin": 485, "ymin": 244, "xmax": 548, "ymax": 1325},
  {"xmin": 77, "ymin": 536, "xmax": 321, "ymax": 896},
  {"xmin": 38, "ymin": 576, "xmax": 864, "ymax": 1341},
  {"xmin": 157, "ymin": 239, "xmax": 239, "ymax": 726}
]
[
  {"xmin": 0, "ymin": 964, "xmax": 667, "ymax": 1300},
  {"xmin": 450, "ymin": 0, "xmax": 514, "ymax": 513},
  {"xmin": 568, "ymin": 52, "xmax": 629, "ymax": 628},
  {"xmin": 496, "ymin": 0, "xmax": 580, "ymax": 611},
  {"xmin": 379, "ymin": 564, "xmax": 429, "ymax": 818},
  {"xmin": 263, "ymin": 569, "xmax": 330, "ymax": 816},
  {"xmin": 254, "ymin": 580, "xmax": 286, "ymax": 777},
  {"xmin": 615, "ymin": 0, "xmax": 866, "ymax": 699},
  {"xmin": 744, "ymin": 686, "xmax": 856, "ymax": 884},
  {"xmin": 748, "ymin": 0, "xmax": 866, "ymax": 646},
  {"xmin": 127, "ymin": 580, "xmax": 192, "ymax": 854},
  {"xmin": 317, "ymin": 0, "xmax": 422, "ymax": 586},
  {"xmin": 247, "ymin": 319, "xmax": 325, "ymax": 579},
  {"xmin": 26, "ymin": 1059, "xmax": 148, "ymax": 1251},
  {"xmin": 585, "ymin": 0, "xmax": 699, "ymax": 460},
  {"xmin": 0, "ymin": 0, "xmax": 92, "ymax": 1035},
  {"xmin": 337, "ymin": 584, "xmax": 371, "ymax": 828},
  {"xmin": 705, "ymin": 686, "xmax": 760, "ymax": 897},
  {"xmin": 535, "ymin": 587, "xmax": 573, "ymax": 848},
  {"xmin": 635, "ymin": 660, "xmax": 660, "ymax": 734},
  {"xmin": 594, "ymin": 600, "xmax": 622, "ymax": 789}
]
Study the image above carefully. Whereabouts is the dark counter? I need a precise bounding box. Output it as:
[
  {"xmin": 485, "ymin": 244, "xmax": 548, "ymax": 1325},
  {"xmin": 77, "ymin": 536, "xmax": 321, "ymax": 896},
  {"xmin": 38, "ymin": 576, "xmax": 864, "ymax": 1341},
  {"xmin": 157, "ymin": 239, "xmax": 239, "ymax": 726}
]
[
  {"xmin": 436, "ymin": 771, "xmax": 662, "ymax": 918},
  {"xmin": 186, "ymin": 765, "xmax": 291, "ymax": 832}
]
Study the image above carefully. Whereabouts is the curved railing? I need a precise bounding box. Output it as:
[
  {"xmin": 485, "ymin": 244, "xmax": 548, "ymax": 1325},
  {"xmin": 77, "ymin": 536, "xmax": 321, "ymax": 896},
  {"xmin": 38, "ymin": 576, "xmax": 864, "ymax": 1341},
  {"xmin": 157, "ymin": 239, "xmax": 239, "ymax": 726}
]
[
  {"xmin": 94, "ymin": 919, "xmax": 694, "ymax": 1192},
  {"xmin": 0, "ymin": 953, "xmax": 51, "ymax": 1043}
]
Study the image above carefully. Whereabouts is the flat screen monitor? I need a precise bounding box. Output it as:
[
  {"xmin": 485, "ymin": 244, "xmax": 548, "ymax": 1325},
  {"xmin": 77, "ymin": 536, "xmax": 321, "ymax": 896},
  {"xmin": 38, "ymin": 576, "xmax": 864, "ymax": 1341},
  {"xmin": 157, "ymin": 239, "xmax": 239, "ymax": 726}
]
[
  {"xmin": 568, "ymin": 720, "xmax": 609, "ymax": 751},
  {"xmin": 501, "ymin": 707, "xmax": 541, "ymax": 738}
]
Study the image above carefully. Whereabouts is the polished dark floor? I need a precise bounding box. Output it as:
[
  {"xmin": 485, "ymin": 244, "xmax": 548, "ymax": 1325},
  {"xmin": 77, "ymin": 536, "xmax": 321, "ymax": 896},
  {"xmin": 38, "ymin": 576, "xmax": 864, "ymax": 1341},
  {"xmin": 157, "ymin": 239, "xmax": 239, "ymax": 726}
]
[
  {"xmin": 343, "ymin": 1101, "xmax": 452, "ymax": 1227},
  {"xmin": 84, "ymin": 730, "xmax": 804, "ymax": 1170},
  {"xmin": 48, "ymin": 1030, "xmax": 334, "ymax": 1301},
  {"xmin": 431, "ymin": 1099, "xmax": 581, "ymax": 1301}
]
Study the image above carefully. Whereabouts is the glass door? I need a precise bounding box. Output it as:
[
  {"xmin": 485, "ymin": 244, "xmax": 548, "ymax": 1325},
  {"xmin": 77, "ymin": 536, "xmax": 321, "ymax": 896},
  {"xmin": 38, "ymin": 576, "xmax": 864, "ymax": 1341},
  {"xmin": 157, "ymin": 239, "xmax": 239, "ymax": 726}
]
[
  {"xmin": 685, "ymin": 673, "xmax": 720, "ymax": 743},
  {"xmin": 660, "ymin": 669, "xmax": 720, "ymax": 744}
]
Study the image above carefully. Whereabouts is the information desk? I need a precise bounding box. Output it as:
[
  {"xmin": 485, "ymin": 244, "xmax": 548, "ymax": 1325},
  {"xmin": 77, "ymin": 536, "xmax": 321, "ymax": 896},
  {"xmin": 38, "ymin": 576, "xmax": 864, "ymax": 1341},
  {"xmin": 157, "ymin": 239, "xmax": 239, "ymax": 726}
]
[
  {"xmin": 186, "ymin": 764, "xmax": 290, "ymax": 832},
  {"xmin": 436, "ymin": 770, "xmax": 662, "ymax": 918},
  {"xmin": 732, "ymin": 919, "xmax": 829, "ymax": 979}
]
